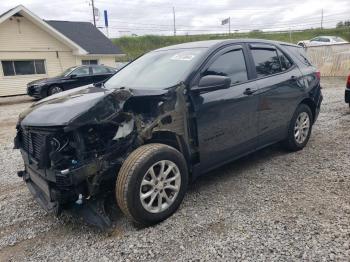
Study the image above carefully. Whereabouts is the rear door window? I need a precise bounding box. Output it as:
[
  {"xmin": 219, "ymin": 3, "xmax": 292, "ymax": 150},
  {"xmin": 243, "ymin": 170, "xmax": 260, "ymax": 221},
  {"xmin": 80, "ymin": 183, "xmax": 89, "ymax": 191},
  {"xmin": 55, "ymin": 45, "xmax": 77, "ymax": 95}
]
[
  {"xmin": 92, "ymin": 66, "xmax": 109, "ymax": 75},
  {"xmin": 251, "ymin": 48, "xmax": 282, "ymax": 77},
  {"xmin": 203, "ymin": 49, "xmax": 248, "ymax": 85},
  {"xmin": 72, "ymin": 67, "xmax": 90, "ymax": 77},
  {"xmin": 319, "ymin": 37, "xmax": 330, "ymax": 42}
]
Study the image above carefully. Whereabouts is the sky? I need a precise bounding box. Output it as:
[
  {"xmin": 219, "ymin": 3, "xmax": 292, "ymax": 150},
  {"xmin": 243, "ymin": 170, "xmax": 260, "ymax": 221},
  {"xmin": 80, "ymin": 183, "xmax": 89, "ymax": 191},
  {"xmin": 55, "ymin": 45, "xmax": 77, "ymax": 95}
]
[{"xmin": 0, "ymin": 0, "xmax": 349, "ymax": 37}]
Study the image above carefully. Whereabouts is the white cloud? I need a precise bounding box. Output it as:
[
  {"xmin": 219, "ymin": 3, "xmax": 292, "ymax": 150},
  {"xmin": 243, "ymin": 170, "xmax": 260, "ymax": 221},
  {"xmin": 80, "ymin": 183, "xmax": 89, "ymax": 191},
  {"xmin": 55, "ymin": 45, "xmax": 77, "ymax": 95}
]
[{"xmin": 1, "ymin": 0, "xmax": 349, "ymax": 37}]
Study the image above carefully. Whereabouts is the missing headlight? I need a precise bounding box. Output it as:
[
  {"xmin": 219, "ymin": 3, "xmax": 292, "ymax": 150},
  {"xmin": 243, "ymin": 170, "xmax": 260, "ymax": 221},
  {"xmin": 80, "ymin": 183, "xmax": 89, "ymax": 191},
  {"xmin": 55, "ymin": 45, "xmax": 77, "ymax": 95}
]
[{"xmin": 113, "ymin": 119, "xmax": 134, "ymax": 140}]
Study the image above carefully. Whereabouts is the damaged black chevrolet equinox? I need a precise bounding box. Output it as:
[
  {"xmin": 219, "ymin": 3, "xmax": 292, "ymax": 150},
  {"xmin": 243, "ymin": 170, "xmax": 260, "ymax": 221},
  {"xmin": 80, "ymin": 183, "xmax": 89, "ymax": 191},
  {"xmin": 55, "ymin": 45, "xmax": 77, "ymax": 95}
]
[{"xmin": 15, "ymin": 39, "xmax": 322, "ymax": 227}]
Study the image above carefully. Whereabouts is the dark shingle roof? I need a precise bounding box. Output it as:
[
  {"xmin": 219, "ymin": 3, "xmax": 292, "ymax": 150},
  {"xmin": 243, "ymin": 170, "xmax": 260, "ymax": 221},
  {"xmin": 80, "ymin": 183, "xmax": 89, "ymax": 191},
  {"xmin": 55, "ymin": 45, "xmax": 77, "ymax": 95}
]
[{"xmin": 45, "ymin": 20, "xmax": 123, "ymax": 55}]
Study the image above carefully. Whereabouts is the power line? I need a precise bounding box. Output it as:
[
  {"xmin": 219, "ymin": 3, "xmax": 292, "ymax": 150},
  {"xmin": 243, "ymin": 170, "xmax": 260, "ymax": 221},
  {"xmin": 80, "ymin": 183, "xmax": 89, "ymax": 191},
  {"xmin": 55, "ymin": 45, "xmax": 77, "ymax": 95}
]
[
  {"xmin": 106, "ymin": 11, "xmax": 349, "ymax": 30},
  {"xmin": 106, "ymin": 16, "xmax": 348, "ymax": 32},
  {"xmin": 173, "ymin": 6, "xmax": 176, "ymax": 36},
  {"xmin": 106, "ymin": 17, "xmax": 346, "ymax": 32},
  {"xmin": 85, "ymin": 1, "xmax": 348, "ymax": 36}
]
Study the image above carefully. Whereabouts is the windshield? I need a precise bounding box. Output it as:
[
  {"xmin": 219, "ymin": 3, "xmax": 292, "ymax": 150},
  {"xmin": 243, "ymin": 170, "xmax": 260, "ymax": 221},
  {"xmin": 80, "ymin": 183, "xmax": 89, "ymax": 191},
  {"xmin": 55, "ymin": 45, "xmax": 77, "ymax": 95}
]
[
  {"xmin": 104, "ymin": 48, "xmax": 206, "ymax": 90},
  {"xmin": 332, "ymin": 37, "xmax": 346, "ymax": 42},
  {"xmin": 58, "ymin": 66, "xmax": 77, "ymax": 77}
]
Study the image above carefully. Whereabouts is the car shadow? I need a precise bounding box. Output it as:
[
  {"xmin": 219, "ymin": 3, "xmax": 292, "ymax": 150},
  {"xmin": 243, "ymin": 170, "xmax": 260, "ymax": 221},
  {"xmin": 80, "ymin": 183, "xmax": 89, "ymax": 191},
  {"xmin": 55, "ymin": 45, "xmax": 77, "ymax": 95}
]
[
  {"xmin": 187, "ymin": 143, "xmax": 289, "ymax": 192},
  {"xmin": 0, "ymin": 95, "xmax": 36, "ymax": 106},
  {"xmin": 64, "ymin": 143, "xmax": 290, "ymax": 231}
]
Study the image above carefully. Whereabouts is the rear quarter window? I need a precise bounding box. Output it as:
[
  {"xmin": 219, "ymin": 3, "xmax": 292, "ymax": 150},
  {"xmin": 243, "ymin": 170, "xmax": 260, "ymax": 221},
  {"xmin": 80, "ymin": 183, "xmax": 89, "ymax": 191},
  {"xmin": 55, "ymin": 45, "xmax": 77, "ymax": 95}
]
[
  {"xmin": 251, "ymin": 48, "xmax": 282, "ymax": 77},
  {"xmin": 277, "ymin": 50, "xmax": 293, "ymax": 71},
  {"xmin": 282, "ymin": 45, "xmax": 313, "ymax": 67}
]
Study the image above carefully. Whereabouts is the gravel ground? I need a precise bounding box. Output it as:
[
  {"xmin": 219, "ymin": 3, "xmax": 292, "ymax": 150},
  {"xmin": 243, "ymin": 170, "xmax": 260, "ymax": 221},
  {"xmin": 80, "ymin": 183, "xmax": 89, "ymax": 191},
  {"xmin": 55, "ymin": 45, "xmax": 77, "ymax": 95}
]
[{"xmin": 0, "ymin": 78, "xmax": 349, "ymax": 261}]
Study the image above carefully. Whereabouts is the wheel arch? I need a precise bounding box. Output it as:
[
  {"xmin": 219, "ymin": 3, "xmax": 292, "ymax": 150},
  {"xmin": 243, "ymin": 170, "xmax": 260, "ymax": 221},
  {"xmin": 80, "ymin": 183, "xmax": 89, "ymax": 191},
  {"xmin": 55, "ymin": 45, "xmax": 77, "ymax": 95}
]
[
  {"xmin": 299, "ymin": 98, "xmax": 316, "ymax": 123},
  {"xmin": 144, "ymin": 131, "xmax": 192, "ymax": 173},
  {"xmin": 47, "ymin": 84, "xmax": 63, "ymax": 96}
]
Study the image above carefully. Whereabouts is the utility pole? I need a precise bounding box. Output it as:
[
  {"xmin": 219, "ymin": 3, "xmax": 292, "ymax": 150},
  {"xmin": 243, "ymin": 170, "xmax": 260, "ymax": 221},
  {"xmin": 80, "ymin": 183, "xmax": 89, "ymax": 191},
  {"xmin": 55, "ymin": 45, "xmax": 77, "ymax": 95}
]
[
  {"xmin": 321, "ymin": 8, "xmax": 323, "ymax": 29},
  {"xmin": 173, "ymin": 6, "xmax": 176, "ymax": 36},
  {"xmin": 91, "ymin": 0, "xmax": 96, "ymax": 27},
  {"xmin": 289, "ymin": 28, "xmax": 292, "ymax": 42},
  {"xmin": 229, "ymin": 17, "xmax": 231, "ymax": 35}
]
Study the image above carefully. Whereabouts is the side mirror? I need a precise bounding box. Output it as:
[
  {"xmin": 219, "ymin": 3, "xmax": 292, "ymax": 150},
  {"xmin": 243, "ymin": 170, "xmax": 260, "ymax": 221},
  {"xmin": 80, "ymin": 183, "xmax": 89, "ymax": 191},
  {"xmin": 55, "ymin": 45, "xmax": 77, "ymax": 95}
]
[
  {"xmin": 192, "ymin": 75, "xmax": 231, "ymax": 93},
  {"xmin": 93, "ymin": 81, "xmax": 103, "ymax": 87},
  {"xmin": 70, "ymin": 74, "xmax": 77, "ymax": 79}
]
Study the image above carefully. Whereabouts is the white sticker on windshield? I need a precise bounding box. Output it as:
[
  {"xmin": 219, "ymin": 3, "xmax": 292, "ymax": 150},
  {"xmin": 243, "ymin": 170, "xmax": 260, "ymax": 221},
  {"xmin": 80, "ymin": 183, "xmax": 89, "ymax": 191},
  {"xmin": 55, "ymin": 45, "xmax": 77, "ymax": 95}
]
[{"xmin": 171, "ymin": 53, "xmax": 195, "ymax": 61}]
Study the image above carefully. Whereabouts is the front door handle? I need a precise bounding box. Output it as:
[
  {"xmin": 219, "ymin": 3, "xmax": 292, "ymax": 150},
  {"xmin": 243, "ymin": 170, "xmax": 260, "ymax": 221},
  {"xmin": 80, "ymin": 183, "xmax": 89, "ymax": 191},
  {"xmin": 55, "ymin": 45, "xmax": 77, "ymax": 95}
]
[{"xmin": 243, "ymin": 88, "xmax": 257, "ymax": 95}]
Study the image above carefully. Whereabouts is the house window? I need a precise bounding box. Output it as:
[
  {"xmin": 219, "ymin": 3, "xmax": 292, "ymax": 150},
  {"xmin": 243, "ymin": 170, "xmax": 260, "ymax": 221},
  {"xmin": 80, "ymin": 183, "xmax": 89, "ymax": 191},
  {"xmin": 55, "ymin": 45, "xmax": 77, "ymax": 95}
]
[
  {"xmin": 1, "ymin": 60, "xmax": 46, "ymax": 76},
  {"xmin": 82, "ymin": 60, "xmax": 98, "ymax": 65}
]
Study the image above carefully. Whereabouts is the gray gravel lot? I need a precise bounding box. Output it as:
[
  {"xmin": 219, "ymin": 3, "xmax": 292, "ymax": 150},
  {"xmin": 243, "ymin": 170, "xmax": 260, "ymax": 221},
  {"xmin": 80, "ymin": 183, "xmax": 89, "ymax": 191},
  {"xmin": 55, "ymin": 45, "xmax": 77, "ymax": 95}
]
[{"xmin": 0, "ymin": 78, "xmax": 349, "ymax": 261}]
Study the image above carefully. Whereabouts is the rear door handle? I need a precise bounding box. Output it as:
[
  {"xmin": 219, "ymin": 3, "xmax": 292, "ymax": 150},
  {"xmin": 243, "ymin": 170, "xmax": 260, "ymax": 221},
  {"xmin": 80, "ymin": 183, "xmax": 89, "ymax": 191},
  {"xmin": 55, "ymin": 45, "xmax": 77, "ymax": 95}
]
[
  {"xmin": 243, "ymin": 88, "xmax": 257, "ymax": 95},
  {"xmin": 291, "ymin": 75, "xmax": 298, "ymax": 81}
]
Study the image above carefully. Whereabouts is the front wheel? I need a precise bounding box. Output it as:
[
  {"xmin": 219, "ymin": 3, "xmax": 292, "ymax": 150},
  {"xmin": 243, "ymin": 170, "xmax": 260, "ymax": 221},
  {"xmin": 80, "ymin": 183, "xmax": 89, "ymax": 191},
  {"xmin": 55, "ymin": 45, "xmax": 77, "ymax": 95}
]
[
  {"xmin": 283, "ymin": 104, "xmax": 313, "ymax": 151},
  {"xmin": 48, "ymin": 86, "xmax": 63, "ymax": 96},
  {"xmin": 116, "ymin": 143, "xmax": 188, "ymax": 226}
]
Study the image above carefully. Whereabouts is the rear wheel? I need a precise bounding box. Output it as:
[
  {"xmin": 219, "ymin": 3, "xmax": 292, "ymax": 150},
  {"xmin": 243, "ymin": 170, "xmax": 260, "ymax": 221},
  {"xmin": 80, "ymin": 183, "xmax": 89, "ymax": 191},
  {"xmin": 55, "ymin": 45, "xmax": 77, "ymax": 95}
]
[
  {"xmin": 48, "ymin": 86, "xmax": 63, "ymax": 96},
  {"xmin": 116, "ymin": 143, "xmax": 188, "ymax": 226},
  {"xmin": 284, "ymin": 104, "xmax": 313, "ymax": 151}
]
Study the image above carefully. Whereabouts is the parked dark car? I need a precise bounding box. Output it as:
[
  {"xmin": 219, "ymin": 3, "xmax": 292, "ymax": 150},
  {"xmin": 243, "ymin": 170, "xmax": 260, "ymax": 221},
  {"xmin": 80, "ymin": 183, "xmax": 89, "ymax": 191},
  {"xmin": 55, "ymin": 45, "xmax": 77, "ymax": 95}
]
[
  {"xmin": 26, "ymin": 65, "xmax": 116, "ymax": 99},
  {"xmin": 345, "ymin": 73, "xmax": 350, "ymax": 107},
  {"xmin": 15, "ymin": 39, "xmax": 322, "ymax": 228}
]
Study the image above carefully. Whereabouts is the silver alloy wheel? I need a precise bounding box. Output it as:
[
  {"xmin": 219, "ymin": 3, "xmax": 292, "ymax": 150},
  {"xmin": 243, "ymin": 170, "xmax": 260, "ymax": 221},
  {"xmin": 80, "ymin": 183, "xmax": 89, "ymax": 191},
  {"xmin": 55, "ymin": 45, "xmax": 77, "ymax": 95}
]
[
  {"xmin": 140, "ymin": 160, "xmax": 181, "ymax": 213},
  {"xmin": 294, "ymin": 112, "xmax": 310, "ymax": 144},
  {"xmin": 50, "ymin": 86, "xmax": 63, "ymax": 94}
]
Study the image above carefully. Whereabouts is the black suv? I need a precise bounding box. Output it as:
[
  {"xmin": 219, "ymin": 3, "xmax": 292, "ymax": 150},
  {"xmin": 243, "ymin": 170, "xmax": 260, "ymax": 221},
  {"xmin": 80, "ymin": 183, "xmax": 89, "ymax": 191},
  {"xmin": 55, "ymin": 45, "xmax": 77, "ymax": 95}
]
[
  {"xmin": 27, "ymin": 65, "xmax": 116, "ymax": 99},
  {"xmin": 15, "ymin": 39, "xmax": 322, "ymax": 228}
]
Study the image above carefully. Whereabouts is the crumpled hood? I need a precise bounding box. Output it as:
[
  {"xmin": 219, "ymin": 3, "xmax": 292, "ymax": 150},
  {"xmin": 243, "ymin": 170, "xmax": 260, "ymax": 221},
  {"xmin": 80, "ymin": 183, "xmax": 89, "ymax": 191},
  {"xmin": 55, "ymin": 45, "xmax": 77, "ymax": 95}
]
[{"xmin": 19, "ymin": 85, "xmax": 169, "ymax": 128}]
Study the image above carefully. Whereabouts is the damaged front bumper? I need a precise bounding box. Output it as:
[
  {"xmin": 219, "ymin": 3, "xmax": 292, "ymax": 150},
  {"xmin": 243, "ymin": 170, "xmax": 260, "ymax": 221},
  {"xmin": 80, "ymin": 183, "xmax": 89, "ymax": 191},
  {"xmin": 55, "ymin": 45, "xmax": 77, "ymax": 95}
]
[{"xmin": 18, "ymin": 149, "xmax": 118, "ymax": 228}]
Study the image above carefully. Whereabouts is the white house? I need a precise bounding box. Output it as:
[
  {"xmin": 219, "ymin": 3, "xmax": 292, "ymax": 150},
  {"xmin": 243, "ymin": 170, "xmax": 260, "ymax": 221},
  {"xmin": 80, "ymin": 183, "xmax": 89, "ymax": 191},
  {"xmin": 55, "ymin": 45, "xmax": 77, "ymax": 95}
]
[{"xmin": 0, "ymin": 5, "xmax": 124, "ymax": 96}]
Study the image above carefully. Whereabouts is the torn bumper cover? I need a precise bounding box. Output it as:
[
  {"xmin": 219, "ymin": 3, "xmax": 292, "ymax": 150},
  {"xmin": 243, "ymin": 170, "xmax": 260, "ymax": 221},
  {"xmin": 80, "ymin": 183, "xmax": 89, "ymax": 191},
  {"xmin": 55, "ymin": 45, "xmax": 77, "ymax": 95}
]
[
  {"xmin": 18, "ymin": 168, "xmax": 58, "ymax": 213},
  {"xmin": 18, "ymin": 151, "xmax": 101, "ymax": 211},
  {"xmin": 18, "ymin": 149, "xmax": 116, "ymax": 228}
]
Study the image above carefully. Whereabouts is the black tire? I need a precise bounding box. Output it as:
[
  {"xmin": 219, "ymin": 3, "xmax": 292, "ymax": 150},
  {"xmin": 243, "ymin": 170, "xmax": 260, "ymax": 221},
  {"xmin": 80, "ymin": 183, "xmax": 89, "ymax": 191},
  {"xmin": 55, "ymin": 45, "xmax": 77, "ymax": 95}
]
[
  {"xmin": 48, "ymin": 86, "xmax": 63, "ymax": 96},
  {"xmin": 284, "ymin": 103, "xmax": 313, "ymax": 151},
  {"xmin": 116, "ymin": 143, "xmax": 188, "ymax": 226}
]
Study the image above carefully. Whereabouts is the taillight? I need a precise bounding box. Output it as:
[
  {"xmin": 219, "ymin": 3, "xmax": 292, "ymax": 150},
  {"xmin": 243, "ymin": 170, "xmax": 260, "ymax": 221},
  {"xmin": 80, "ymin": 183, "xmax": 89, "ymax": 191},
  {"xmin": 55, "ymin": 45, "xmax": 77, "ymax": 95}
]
[
  {"xmin": 347, "ymin": 74, "xmax": 350, "ymax": 88},
  {"xmin": 315, "ymin": 71, "xmax": 321, "ymax": 80}
]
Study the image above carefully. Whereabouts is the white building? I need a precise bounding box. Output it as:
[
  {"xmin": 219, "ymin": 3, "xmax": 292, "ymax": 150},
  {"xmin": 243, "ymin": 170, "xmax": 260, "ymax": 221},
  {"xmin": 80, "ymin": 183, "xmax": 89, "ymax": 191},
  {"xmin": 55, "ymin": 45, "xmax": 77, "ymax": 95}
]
[{"xmin": 0, "ymin": 5, "xmax": 124, "ymax": 96}]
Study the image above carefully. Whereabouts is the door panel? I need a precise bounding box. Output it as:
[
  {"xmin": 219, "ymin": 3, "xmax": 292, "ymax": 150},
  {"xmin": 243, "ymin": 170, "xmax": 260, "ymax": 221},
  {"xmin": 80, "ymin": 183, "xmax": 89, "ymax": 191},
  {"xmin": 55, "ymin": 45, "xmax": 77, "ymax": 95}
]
[
  {"xmin": 190, "ymin": 45, "xmax": 259, "ymax": 172},
  {"xmin": 91, "ymin": 66, "xmax": 114, "ymax": 83},
  {"xmin": 255, "ymin": 68, "xmax": 304, "ymax": 146},
  {"xmin": 64, "ymin": 66, "xmax": 92, "ymax": 90},
  {"xmin": 247, "ymin": 44, "xmax": 306, "ymax": 147},
  {"xmin": 192, "ymin": 81, "xmax": 259, "ymax": 172}
]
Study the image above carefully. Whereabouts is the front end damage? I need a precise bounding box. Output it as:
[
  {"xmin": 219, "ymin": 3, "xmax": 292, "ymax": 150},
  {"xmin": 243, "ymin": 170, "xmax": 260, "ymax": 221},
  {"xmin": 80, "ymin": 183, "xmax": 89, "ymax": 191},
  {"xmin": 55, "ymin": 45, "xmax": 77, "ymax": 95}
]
[{"xmin": 15, "ymin": 84, "xmax": 194, "ymax": 228}]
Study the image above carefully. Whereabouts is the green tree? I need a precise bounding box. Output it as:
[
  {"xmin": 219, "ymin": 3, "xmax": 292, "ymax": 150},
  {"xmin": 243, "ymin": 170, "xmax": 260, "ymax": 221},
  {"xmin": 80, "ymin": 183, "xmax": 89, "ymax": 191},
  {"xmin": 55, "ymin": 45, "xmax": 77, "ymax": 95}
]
[{"xmin": 336, "ymin": 21, "xmax": 344, "ymax": 28}]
